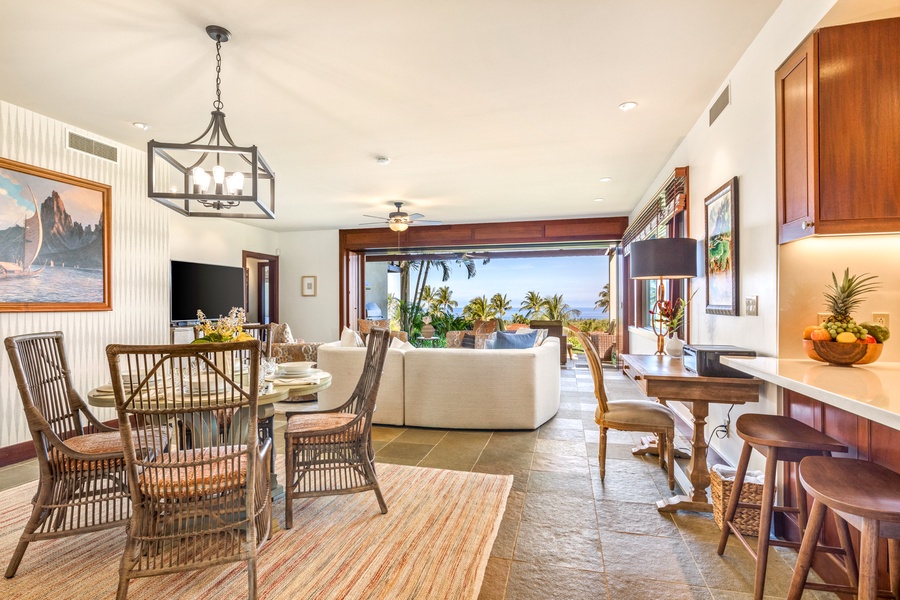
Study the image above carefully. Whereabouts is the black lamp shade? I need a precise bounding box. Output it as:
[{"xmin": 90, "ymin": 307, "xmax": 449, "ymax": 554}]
[{"xmin": 629, "ymin": 238, "xmax": 698, "ymax": 279}]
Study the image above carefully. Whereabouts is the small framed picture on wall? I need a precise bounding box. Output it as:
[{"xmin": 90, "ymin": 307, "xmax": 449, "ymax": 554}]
[{"xmin": 301, "ymin": 275, "xmax": 317, "ymax": 297}]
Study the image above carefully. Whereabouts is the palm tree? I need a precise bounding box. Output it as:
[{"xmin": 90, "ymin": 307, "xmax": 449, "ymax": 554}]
[
  {"xmin": 540, "ymin": 294, "xmax": 582, "ymax": 323},
  {"xmin": 420, "ymin": 285, "xmax": 440, "ymax": 314},
  {"xmin": 462, "ymin": 295, "xmax": 495, "ymax": 321},
  {"xmin": 519, "ymin": 291, "xmax": 544, "ymax": 318},
  {"xmin": 435, "ymin": 285, "xmax": 458, "ymax": 316},
  {"xmin": 595, "ymin": 283, "xmax": 611, "ymax": 314},
  {"xmin": 490, "ymin": 293, "xmax": 512, "ymax": 319}
]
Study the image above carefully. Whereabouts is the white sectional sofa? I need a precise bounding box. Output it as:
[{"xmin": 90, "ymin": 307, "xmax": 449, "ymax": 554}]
[{"xmin": 316, "ymin": 337, "xmax": 561, "ymax": 430}]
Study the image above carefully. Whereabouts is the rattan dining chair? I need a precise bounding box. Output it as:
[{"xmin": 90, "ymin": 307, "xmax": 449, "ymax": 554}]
[
  {"xmin": 106, "ymin": 339, "xmax": 271, "ymax": 600},
  {"xmin": 574, "ymin": 329, "xmax": 676, "ymax": 490},
  {"xmin": 3, "ymin": 331, "xmax": 133, "ymax": 578},
  {"xmin": 283, "ymin": 327, "xmax": 391, "ymax": 529}
]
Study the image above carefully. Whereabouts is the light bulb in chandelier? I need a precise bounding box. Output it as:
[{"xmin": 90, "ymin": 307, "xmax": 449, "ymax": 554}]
[
  {"xmin": 226, "ymin": 171, "xmax": 244, "ymax": 195},
  {"xmin": 192, "ymin": 167, "xmax": 211, "ymax": 194}
]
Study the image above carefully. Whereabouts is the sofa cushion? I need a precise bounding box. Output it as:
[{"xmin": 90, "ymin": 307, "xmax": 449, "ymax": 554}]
[
  {"xmin": 340, "ymin": 327, "xmax": 364, "ymax": 348},
  {"xmin": 495, "ymin": 330, "xmax": 538, "ymax": 349},
  {"xmin": 270, "ymin": 323, "xmax": 295, "ymax": 344},
  {"xmin": 514, "ymin": 328, "xmax": 548, "ymax": 345}
]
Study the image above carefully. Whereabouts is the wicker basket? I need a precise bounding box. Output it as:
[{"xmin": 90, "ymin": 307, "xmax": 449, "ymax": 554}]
[{"xmin": 711, "ymin": 467, "xmax": 763, "ymax": 536}]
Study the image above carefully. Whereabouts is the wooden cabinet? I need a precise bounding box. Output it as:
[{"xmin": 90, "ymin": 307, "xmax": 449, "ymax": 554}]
[{"xmin": 776, "ymin": 17, "xmax": 900, "ymax": 244}]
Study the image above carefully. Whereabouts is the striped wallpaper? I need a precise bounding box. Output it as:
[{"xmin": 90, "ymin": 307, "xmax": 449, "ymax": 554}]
[{"xmin": 0, "ymin": 101, "xmax": 170, "ymax": 447}]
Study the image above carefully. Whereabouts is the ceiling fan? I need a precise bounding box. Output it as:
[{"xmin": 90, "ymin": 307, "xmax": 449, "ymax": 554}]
[{"xmin": 360, "ymin": 201, "xmax": 441, "ymax": 231}]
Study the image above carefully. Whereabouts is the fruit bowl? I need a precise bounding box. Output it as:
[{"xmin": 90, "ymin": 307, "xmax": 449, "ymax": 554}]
[{"xmin": 802, "ymin": 339, "xmax": 883, "ymax": 366}]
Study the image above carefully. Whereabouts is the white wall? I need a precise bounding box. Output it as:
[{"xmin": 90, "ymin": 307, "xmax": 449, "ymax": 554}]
[
  {"xmin": 0, "ymin": 101, "xmax": 169, "ymax": 444},
  {"xmin": 627, "ymin": 0, "xmax": 839, "ymax": 466},
  {"xmin": 276, "ymin": 230, "xmax": 341, "ymax": 343},
  {"xmin": 0, "ymin": 101, "xmax": 295, "ymax": 448}
]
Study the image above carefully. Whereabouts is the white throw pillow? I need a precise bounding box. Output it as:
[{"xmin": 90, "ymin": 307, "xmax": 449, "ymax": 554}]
[
  {"xmin": 400, "ymin": 341, "xmax": 415, "ymax": 350},
  {"xmin": 390, "ymin": 336, "xmax": 405, "ymax": 349},
  {"xmin": 340, "ymin": 327, "xmax": 364, "ymax": 348}
]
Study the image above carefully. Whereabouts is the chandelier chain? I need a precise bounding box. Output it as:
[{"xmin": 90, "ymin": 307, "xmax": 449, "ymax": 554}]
[{"xmin": 213, "ymin": 39, "xmax": 224, "ymax": 111}]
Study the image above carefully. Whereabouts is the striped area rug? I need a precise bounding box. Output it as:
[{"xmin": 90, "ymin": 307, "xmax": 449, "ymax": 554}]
[{"xmin": 0, "ymin": 461, "xmax": 512, "ymax": 600}]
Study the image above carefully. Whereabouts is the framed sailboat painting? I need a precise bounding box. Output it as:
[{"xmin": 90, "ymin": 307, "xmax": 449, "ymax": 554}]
[{"xmin": 0, "ymin": 157, "xmax": 111, "ymax": 312}]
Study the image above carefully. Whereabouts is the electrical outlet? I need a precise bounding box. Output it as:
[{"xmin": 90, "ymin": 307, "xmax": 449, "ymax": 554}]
[
  {"xmin": 817, "ymin": 312, "xmax": 831, "ymax": 325},
  {"xmin": 872, "ymin": 312, "xmax": 890, "ymax": 329},
  {"xmin": 744, "ymin": 296, "xmax": 758, "ymax": 316}
]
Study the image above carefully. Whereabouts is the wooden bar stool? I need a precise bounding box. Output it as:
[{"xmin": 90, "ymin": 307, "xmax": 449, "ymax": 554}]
[
  {"xmin": 716, "ymin": 414, "xmax": 848, "ymax": 600},
  {"xmin": 788, "ymin": 457, "xmax": 900, "ymax": 600}
]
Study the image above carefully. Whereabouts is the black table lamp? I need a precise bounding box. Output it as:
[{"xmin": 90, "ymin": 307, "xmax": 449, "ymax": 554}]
[{"xmin": 629, "ymin": 238, "xmax": 699, "ymax": 355}]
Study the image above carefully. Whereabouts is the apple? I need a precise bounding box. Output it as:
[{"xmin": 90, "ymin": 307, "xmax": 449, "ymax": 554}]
[{"xmin": 810, "ymin": 328, "xmax": 832, "ymax": 341}]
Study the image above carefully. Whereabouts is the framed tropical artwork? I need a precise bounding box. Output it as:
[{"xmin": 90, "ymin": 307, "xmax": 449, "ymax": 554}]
[
  {"xmin": 704, "ymin": 177, "xmax": 738, "ymax": 315},
  {"xmin": 0, "ymin": 157, "xmax": 112, "ymax": 312}
]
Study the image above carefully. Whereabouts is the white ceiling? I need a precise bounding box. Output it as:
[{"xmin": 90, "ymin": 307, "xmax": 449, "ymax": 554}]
[{"xmin": 1, "ymin": 1, "xmax": 791, "ymax": 232}]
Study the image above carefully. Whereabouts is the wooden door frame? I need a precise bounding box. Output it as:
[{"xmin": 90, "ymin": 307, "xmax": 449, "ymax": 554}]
[
  {"xmin": 242, "ymin": 250, "xmax": 279, "ymax": 323},
  {"xmin": 338, "ymin": 216, "xmax": 628, "ymax": 331}
]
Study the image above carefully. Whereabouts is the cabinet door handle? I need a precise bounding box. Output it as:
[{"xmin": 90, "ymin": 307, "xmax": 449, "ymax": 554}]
[{"xmin": 801, "ymin": 220, "xmax": 814, "ymax": 229}]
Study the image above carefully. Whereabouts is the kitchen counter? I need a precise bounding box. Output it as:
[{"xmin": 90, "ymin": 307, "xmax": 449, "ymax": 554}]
[{"xmin": 720, "ymin": 356, "xmax": 900, "ymax": 431}]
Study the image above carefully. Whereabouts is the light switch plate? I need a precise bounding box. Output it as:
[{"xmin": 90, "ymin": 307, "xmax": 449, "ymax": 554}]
[{"xmin": 744, "ymin": 296, "xmax": 758, "ymax": 316}]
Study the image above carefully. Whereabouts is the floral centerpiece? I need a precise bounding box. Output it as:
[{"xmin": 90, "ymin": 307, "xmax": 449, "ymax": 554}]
[
  {"xmin": 191, "ymin": 307, "xmax": 254, "ymax": 343},
  {"xmin": 649, "ymin": 291, "xmax": 695, "ymax": 355}
]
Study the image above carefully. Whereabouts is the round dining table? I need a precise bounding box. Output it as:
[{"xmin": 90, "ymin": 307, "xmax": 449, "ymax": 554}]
[{"xmin": 86, "ymin": 371, "xmax": 332, "ymax": 498}]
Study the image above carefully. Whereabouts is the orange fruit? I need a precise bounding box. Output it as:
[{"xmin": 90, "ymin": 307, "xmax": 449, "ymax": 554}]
[
  {"xmin": 802, "ymin": 325, "xmax": 819, "ymax": 339},
  {"xmin": 810, "ymin": 328, "xmax": 832, "ymax": 341}
]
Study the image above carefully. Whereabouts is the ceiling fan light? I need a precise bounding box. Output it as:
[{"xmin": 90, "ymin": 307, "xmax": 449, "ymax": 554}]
[{"xmin": 389, "ymin": 221, "xmax": 409, "ymax": 232}]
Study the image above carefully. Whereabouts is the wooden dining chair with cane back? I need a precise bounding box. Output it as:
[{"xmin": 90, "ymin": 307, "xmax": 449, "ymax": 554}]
[
  {"xmin": 574, "ymin": 329, "xmax": 676, "ymax": 490},
  {"xmin": 283, "ymin": 328, "xmax": 391, "ymax": 529},
  {"xmin": 106, "ymin": 339, "xmax": 271, "ymax": 600},
  {"xmin": 3, "ymin": 331, "xmax": 137, "ymax": 579}
]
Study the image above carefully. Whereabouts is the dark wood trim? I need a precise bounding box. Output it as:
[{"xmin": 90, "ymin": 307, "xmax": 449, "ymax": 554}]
[
  {"xmin": 242, "ymin": 250, "xmax": 279, "ymax": 323},
  {"xmin": 339, "ymin": 216, "xmax": 628, "ymax": 332}
]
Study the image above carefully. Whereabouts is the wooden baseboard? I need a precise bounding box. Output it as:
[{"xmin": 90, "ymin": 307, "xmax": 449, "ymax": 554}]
[{"xmin": 0, "ymin": 419, "xmax": 119, "ymax": 468}]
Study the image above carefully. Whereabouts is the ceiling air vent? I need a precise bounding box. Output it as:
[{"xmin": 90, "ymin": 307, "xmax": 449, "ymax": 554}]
[
  {"xmin": 67, "ymin": 131, "xmax": 118, "ymax": 162},
  {"xmin": 708, "ymin": 84, "xmax": 731, "ymax": 126}
]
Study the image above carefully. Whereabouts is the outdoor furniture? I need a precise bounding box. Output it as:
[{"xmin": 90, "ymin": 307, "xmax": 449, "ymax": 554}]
[
  {"xmin": 575, "ymin": 330, "xmax": 676, "ymax": 490},
  {"xmin": 3, "ymin": 331, "xmax": 135, "ymax": 579},
  {"xmin": 787, "ymin": 457, "xmax": 900, "ymax": 600},
  {"xmin": 106, "ymin": 339, "xmax": 271, "ymax": 600},
  {"xmin": 717, "ymin": 414, "xmax": 848, "ymax": 600},
  {"xmin": 283, "ymin": 328, "xmax": 391, "ymax": 529},
  {"xmin": 530, "ymin": 320, "xmax": 567, "ymax": 364}
]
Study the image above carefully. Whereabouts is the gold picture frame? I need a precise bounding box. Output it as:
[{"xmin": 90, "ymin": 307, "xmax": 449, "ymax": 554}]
[
  {"xmin": 0, "ymin": 157, "xmax": 112, "ymax": 312},
  {"xmin": 301, "ymin": 275, "xmax": 317, "ymax": 297}
]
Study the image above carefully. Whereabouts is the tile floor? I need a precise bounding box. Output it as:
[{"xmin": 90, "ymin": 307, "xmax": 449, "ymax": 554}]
[{"xmin": 0, "ymin": 359, "xmax": 838, "ymax": 599}]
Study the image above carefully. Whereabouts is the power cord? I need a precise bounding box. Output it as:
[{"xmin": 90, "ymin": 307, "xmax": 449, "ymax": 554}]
[{"xmin": 707, "ymin": 404, "xmax": 735, "ymax": 449}]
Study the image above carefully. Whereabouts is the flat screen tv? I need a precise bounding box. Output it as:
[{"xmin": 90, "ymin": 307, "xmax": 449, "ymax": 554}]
[{"xmin": 170, "ymin": 260, "xmax": 244, "ymax": 323}]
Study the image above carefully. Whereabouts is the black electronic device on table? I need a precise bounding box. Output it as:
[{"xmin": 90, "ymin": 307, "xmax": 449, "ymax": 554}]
[{"xmin": 682, "ymin": 345, "xmax": 756, "ymax": 378}]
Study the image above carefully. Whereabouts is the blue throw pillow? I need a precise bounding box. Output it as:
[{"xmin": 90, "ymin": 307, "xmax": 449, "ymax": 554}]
[{"xmin": 494, "ymin": 330, "xmax": 537, "ymax": 349}]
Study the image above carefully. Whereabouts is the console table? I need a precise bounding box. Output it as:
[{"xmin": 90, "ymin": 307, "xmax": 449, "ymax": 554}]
[{"xmin": 621, "ymin": 354, "xmax": 763, "ymax": 513}]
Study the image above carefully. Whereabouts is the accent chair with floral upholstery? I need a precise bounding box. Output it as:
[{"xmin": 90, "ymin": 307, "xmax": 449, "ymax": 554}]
[{"xmin": 266, "ymin": 323, "xmax": 326, "ymax": 364}]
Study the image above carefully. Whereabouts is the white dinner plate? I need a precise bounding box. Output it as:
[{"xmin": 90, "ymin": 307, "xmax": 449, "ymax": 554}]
[{"xmin": 275, "ymin": 367, "xmax": 322, "ymax": 377}]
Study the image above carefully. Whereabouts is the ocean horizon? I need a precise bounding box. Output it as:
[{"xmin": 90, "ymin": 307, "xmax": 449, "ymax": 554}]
[{"xmin": 447, "ymin": 307, "xmax": 609, "ymax": 320}]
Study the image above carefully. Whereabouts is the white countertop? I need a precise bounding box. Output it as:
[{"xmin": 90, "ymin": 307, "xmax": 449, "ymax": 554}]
[{"xmin": 720, "ymin": 356, "xmax": 900, "ymax": 431}]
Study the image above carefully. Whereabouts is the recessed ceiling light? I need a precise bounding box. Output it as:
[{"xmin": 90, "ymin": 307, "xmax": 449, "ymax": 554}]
[
  {"xmin": 594, "ymin": 198, "xmax": 605, "ymax": 202},
  {"xmin": 618, "ymin": 102, "xmax": 638, "ymax": 112},
  {"xmin": 599, "ymin": 177, "xmax": 612, "ymax": 182},
  {"xmin": 132, "ymin": 122, "xmax": 150, "ymax": 130},
  {"xmin": 375, "ymin": 156, "xmax": 391, "ymax": 165}
]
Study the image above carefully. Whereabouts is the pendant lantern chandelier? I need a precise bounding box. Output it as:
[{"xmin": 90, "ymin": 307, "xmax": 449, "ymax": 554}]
[{"xmin": 147, "ymin": 25, "xmax": 275, "ymax": 219}]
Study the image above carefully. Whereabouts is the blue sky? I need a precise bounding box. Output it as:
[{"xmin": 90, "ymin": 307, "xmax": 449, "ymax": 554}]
[{"xmin": 396, "ymin": 255, "xmax": 610, "ymax": 315}]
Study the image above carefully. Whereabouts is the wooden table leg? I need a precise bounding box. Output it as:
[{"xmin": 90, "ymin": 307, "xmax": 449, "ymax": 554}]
[{"xmin": 657, "ymin": 400, "xmax": 712, "ymax": 513}]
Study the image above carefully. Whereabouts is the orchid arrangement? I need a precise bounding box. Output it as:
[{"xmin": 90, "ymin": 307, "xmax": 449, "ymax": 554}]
[
  {"xmin": 650, "ymin": 291, "xmax": 696, "ymax": 337},
  {"xmin": 192, "ymin": 307, "xmax": 254, "ymax": 343}
]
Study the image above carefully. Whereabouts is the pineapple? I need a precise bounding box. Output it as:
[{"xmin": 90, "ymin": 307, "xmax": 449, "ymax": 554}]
[{"xmin": 822, "ymin": 269, "xmax": 880, "ymax": 341}]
